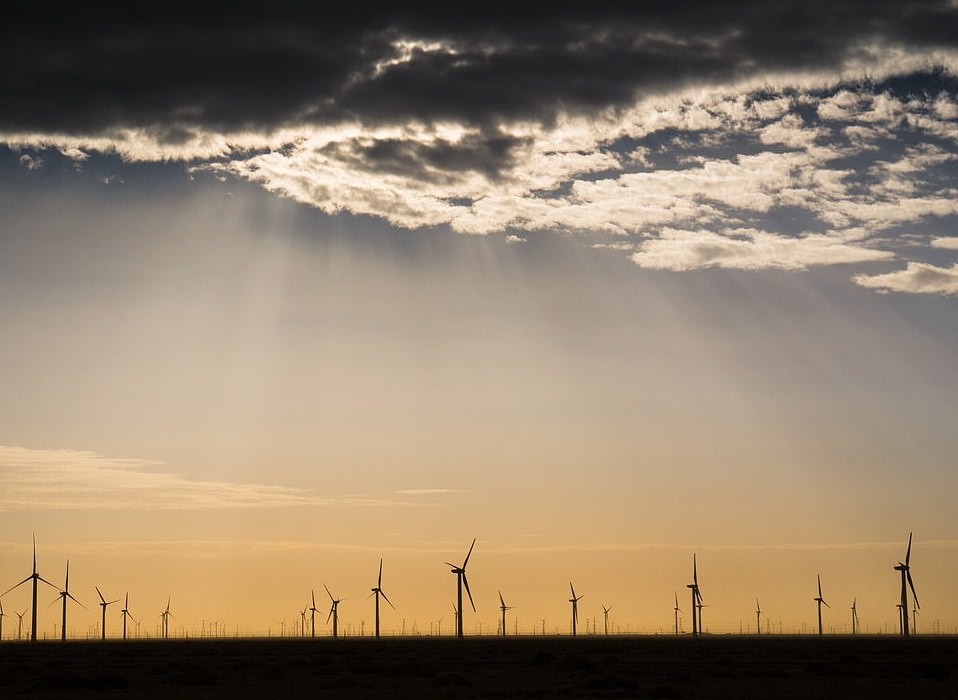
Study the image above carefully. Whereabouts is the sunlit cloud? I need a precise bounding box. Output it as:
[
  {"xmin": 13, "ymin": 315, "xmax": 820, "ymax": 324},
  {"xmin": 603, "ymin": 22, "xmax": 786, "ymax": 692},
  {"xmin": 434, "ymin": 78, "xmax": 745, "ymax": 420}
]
[
  {"xmin": 0, "ymin": 445, "xmax": 411, "ymax": 511},
  {"xmin": 854, "ymin": 262, "xmax": 958, "ymax": 295}
]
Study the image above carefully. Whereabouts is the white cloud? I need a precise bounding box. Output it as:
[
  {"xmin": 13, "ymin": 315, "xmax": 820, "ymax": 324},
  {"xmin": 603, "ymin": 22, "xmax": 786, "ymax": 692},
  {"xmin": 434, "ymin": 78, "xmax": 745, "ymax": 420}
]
[
  {"xmin": 504, "ymin": 235, "xmax": 527, "ymax": 244},
  {"xmin": 931, "ymin": 236, "xmax": 958, "ymax": 250},
  {"xmin": 0, "ymin": 445, "xmax": 406, "ymax": 511},
  {"xmin": 854, "ymin": 262, "xmax": 958, "ymax": 295},
  {"xmin": 631, "ymin": 228, "xmax": 893, "ymax": 271}
]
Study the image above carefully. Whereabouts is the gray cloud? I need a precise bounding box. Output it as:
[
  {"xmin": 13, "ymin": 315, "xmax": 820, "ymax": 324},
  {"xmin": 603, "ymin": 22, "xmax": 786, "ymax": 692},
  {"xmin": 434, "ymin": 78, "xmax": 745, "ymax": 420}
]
[{"xmin": 3, "ymin": 2, "xmax": 958, "ymax": 136}]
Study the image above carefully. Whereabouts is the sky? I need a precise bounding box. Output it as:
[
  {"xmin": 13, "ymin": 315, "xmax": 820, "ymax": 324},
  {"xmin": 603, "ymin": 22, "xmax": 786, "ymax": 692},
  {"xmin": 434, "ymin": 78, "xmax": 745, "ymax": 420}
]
[{"xmin": 1, "ymin": 2, "xmax": 958, "ymax": 638}]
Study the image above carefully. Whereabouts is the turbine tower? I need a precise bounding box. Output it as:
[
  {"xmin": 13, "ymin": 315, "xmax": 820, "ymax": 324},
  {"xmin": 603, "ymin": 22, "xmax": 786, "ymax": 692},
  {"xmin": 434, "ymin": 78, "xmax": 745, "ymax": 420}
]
[
  {"xmin": 755, "ymin": 599, "xmax": 762, "ymax": 636},
  {"xmin": 120, "ymin": 593, "xmax": 135, "ymax": 640},
  {"xmin": 0, "ymin": 599, "xmax": 6, "ymax": 641},
  {"xmin": 445, "ymin": 539, "xmax": 476, "ymax": 638},
  {"xmin": 498, "ymin": 591, "xmax": 514, "ymax": 637},
  {"xmin": 325, "ymin": 584, "xmax": 343, "ymax": 638},
  {"xmin": 0, "ymin": 535, "xmax": 58, "ymax": 642},
  {"xmin": 814, "ymin": 575, "xmax": 829, "ymax": 636},
  {"xmin": 673, "ymin": 593, "xmax": 682, "ymax": 635},
  {"xmin": 95, "ymin": 586, "xmax": 120, "ymax": 640},
  {"xmin": 601, "ymin": 604, "xmax": 612, "ymax": 636},
  {"xmin": 370, "ymin": 559, "xmax": 394, "ymax": 639},
  {"xmin": 568, "ymin": 583, "xmax": 583, "ymax": 636},
  {"xmin": 686, "ymin": 555, "xmax": 703, "ymax": 637},
  {"xmin": 894, "ymin": 532, "xmax": 919, "ymax": 636},
  {"xmin": 309, "ymin": 591, "xmax": 319, "ymax": 638}
]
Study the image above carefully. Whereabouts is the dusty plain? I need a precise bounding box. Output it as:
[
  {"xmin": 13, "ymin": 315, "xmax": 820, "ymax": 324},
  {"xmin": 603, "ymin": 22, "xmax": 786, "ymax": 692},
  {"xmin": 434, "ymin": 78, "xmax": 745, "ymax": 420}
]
[{"xmin": 0, "ymin": 635, "xmax": 955, "ymax": 698}]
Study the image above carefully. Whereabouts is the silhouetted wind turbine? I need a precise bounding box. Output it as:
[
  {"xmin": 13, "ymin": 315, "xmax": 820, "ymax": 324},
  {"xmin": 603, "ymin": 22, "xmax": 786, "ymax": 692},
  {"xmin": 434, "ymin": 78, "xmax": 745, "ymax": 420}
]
[
  {"xmin": 309, "ymin": 591, "xmax": 319, "ymax": 638},
  {"xmin": 568, "ymin": 583, "xmax": 583, "ymax": 636},
  {"xmin": 370, "ymin": 559, "xmax": 394, "ymax": 639},
  {"xmin": 851, "ymin": 598, "xmax": 859, "ymax": 635},
  {"xmin": 1, "ymin": 535, "xmax": 58, "ymax": 642},
  {"xmin": 814, "ymin": 575, "xmax": 829, "ymax": 636},
  {"xmin": 754, "ymin": 599, "xmax": 762, "ymax": 636},
  {"xmin": 299, "ymin": 606, "xmax": 307, "ymax": 637},
  {"xmin": 325, "ymin": 584, "xmax": 343, "ymax": 638},
  {"xmin": 120, "ymin": 593, "xmax": 135, "ymax": 640},
  {"xmin": 445, "ymin": 539, "xmax": 476, "ymax": 638},
  {"xmin": 160, "ymin": 597, "xmax": 174, "ymax": 639},
  {"xmin": 894, "ymin": 532, "xmax": 919, "ymax": 636},
  {"xmin": 673, "ymin": 593, "xmax": 682, "ymax": 635},
  {"xmin": 95, "ymin": 586, "xmax": 120, "ymax": 640},
  {"xmin": 601, "ymin": 604, "xmax": 612, "ymax": 636},
  {"xmin": 687, "ymin": 555, "xmax": 703, "ymax": 637},
  {"xmin": 498, "ymin": 591, "xmax": 514, "ymax": 637},
  {"xmin": 15, "ymin": 610, "xmax": 26, "ymax": 640},
  {"xmin": 0, "ymin": 599, "xmax": 7, "ymax": 641},
  {"xmin": 53, "ymin": 560, "xmax": 87, "ymax": 641}
]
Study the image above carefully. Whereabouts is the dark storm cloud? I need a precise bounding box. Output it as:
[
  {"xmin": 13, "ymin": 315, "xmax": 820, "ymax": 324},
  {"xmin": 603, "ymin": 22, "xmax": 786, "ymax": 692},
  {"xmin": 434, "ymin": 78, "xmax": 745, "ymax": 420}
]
[
  {"xmin": 4, "ymin": 1, "xmax": 957, "ymax": 136},
  {"xmin": 320, "ymin": 133, "xmax": 529, "ymax": 182}
]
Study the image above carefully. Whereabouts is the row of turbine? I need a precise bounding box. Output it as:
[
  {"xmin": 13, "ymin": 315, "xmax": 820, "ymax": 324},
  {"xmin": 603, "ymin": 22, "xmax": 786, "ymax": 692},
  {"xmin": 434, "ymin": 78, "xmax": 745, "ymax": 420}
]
[{"xmin": 1, "ymin": 533, "xmax": 922, "ymax": 640}]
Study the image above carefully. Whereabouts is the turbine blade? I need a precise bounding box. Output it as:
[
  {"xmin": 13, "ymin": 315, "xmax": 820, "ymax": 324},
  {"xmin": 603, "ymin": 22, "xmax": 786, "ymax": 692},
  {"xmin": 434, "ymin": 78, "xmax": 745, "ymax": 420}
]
[
  {"xmin": 905, "ymin": 532, "xmax": 913, "ymax": 566},
  {"xmin": 499, "ymin": 591, "xmax": 505, "ymax": 608},
  {"xmin": 326, "ymin": 608, "xmax": 332, "ymax": 625},
  {"xmin": 65, "ymin": 560, "xmax": 70, "ymax": 590},
  {"xmin": 378, "ymin": 559, "xmax": 383, "ymax": 588},
  {"xmin": 0, "ymin": 576, "xmax": 32, "ymax": 597},
  {"xmin": 66, "ymin": 592, "xmax": 87, "ymax": 610},
  {"xmin": 312, "ymin": 590, "xmax": 316, "ymax": 608},
  {"xmin": 693, "ymin": 553, "xmax": 698, "ymax": 586},
  {"xmin": 324, "ymin": 583, "xmax": 333, "ymax": 602},
  {"xmin": 381, "ymin": 591, "xmax": 395, "ymax": 609},
  {"xmin": 463, "ymin": 538, "xmax": 476, "ymax": 569},
  {"xmin": 96, "ymin": 586, "xmax": 106, "ymax": 604},
  {"xmin": 462, "ymin": 573, "xmax": 476, "ymax": 612},
  {"xmin": 817, "ymin": 575, "xmax": 822, "ymax": 598},
  {"xmin": 907, "ymin": 571, "xmax": 920, "ymax": 609},
  {"xmin": 37, "ymin": 575, "xmax": 59, "ymax": 590}
]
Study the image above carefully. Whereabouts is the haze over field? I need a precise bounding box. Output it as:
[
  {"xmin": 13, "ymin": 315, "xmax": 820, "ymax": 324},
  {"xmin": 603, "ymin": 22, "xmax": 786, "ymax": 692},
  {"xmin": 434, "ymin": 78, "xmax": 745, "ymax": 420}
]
[{"xmin": 1, "ymin": 2, "xmax": 957, "ymax": 638}]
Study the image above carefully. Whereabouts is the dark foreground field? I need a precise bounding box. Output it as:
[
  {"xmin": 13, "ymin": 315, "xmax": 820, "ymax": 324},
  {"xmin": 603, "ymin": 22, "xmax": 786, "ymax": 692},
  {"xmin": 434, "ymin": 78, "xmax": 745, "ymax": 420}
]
[{"xmin": 1, "ymin": 635, "xmax": 955, "ymax": 699}]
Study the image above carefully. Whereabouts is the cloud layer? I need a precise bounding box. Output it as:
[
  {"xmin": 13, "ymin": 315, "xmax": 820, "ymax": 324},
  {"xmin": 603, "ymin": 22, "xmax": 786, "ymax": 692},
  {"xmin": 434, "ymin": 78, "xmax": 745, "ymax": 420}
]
[{"xmin": 4, "ymin": 4, "xmax": 958, "ymax": 294}]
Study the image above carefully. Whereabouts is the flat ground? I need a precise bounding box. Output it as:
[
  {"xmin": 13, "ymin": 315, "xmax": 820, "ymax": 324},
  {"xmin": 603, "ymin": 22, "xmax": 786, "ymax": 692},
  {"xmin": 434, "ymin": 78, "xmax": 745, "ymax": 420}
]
[{"xmin": 0, "ymin": 635, "xmax": 955, "ymax": 698}]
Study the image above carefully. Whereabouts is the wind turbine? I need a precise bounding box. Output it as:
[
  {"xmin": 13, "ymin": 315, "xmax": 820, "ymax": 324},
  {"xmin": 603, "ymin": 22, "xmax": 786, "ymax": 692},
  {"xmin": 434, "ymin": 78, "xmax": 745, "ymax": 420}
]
[
  {"xmin": 673, "ymin": 593, "xmax": 682, "ymax": 635},
  {"xmin": 0, "ymin": 599, "xmax": 6, "ymax": 641},
  {"xmin": 15, "ymin": 610, "xmax": 26, "ymax": 640},
  {"xmin": 120, "ymin": 593, "xmax": 135, "ymax": 640},
  {"xmin": 53, "ymin": 560, "xmax": 86, "ymax": 641},
  {"xmin": 814, "ymin": 575, "xmax": 829, "ymax": 636},
  {"xmin": 894, "ymin": 532, "xmax": 919, "ymax": 636},
  {"xmin": 445, "ymin": 539, "xmax": 476, "ymax": 638},
  {"xmin": 325, "ymin": 584, "xmax": 343, "ymax": 638},
  {"xmin": 160, "ymin": 597, "xmax": 174, "ymax": 639},
  {"xmin": 498, "ymin": 591, "xmax": 514, "ymax": 637},
  {"xmin": 299, "ymin": 606, "xmax": 307, "ymax": 637},
  {"xmin": 687, "ymin": 555, "xmax": 703, "ymax": 637},
  {"xmin": 1, "ymin": 535, "xmax": 58, "ymax": 642},
  {"xmin": 369, "ymin": 559, "xmax": 394, "ymax": 639},
  {"xmin": 309, "ymin": 591, "xmax": 319, "ymax": 638},
  {"xmin": 851, "ymin": 598, "xmax": 859, "ymax": 635},
  {"xmin": 601, "ymin": 604, "xmax": 612, "ymax": 636},
  {"xmin": 568, "ymin": 583, "xmax": 583, "ymax": 636},
  {"xmin": 95, "ymin": 586, "xmax": 120, "ymax": 640},
  {"xmin": 755, "ymin": 599, "xmax": 762, "ymax": 636}
]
